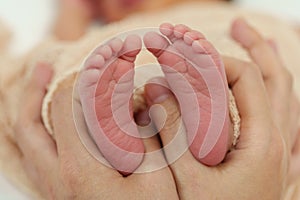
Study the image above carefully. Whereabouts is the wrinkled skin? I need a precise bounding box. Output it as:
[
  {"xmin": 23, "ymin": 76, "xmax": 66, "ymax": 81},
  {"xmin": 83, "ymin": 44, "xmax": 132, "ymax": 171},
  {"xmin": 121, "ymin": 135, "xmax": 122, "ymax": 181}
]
[{"xmin": 14, "ymin": 19, "xmax": 300, "ymax": 199}]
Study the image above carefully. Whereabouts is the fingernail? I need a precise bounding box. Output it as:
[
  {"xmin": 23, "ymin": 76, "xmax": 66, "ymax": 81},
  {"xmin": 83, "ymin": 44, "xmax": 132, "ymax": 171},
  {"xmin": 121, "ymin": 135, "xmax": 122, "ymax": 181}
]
[
  {"xmin": 147, "ymin": 86, "xmax": 171, "ymax": 103},
  {"xmin": 145, "ymin": 78, "xmax": 172, "ymax": 104}
]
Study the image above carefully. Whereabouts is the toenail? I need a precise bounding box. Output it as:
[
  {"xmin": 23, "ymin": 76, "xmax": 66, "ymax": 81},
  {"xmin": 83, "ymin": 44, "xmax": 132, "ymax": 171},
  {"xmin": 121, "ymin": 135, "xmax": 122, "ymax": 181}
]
[
  {"xmin": 146, "ymin": 85, "xmax": 172, "ymax": 104},
  {"xmin": 152, "ymin": 94, "xmax": 170, "ymax": 104}
]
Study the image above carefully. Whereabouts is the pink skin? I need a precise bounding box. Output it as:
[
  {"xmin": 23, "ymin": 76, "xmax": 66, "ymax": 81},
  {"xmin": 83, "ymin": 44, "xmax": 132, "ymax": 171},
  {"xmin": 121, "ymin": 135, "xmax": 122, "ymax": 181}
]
[
  {"xmin": 78, "ymin": 24, "xmax": 230, "ymax": 174},
  {"xmin": 78, "ymin": 35, "xmax": 145, "ymax": 175},
  {"xmin": 143, "ymin": 23, "xmax": 230, "ymax": 165}
]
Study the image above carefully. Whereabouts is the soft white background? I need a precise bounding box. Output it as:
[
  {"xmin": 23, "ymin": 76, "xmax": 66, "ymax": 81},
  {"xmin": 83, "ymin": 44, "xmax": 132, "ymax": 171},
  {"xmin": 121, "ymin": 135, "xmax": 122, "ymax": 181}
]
[{"xmin": 0, "ymin": 0, "xmax": 299, "ymax": 199}]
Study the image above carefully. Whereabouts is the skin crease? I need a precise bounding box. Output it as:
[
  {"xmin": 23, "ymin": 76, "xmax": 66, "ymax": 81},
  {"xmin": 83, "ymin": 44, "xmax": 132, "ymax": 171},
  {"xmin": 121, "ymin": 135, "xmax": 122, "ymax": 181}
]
[
  {"xmin": 145, "ymin": 79, "xmax": 286, "ymax": 199},
  {"xmin": 16, "ymin": 66, "xmax": 179, "ymax": 199},
  {"xmin": 142, "ymin": 23, "xmax": 231, "ymax": 165},
  {"xmin": 78, "ymin": 35, "xmax": 146, "ymax": 175},
  {"xmin": 14, "ymin": 19, "xmax": 300, "ymax": 199},
  {"xmin": 77, "ymin": 24, "xmax": 233, "ymax": 175}
]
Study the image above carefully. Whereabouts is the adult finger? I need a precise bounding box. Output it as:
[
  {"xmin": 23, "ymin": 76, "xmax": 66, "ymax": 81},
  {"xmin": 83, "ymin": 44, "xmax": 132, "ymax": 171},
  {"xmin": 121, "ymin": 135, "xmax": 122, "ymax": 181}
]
[
  {"xmin": 231, "ymin": 19, "xmax": 294, "ymax": 148},
  {"xmin": 21, "ymin": 157, "xmax": 52, "ymax": 197},
  {"xmin": 144, "ymin": 77, "xmax": 202, "ymax": 171},
  {"xmin": 223, "ymin": 57, "xmax": 274, "ymax": 147},
  {"xmin": 221, "ymin": 57, "xmax": 287, "ymax": 177},
  {"xmin": 51, "ymin": 74, "xmax": 92, "ymax": 158},
  {"xmin": 231, "ymin": 18, "xmax": 291, "ymax": 85},
  {"xmin": 231, "ymin": 18, "xmax": 293, "ymax": 107},
  {"xmin": 290, "ymin": 96, "xmax": 300, "ymax": 146},
  {"xmin": 130, "ymin": 110, "xmax": 170, "ymax": 175},
  {"xmin": 15, "ymin": 63, "xmax": 58, "ymax": 183},
  {"xmin": 51, "ymin": 74, "xmax": 119, "ymax": 176},
  {"xmin": 19, "ymin": 63, "xmax": 53, "ymax": 123},
  {"xmin": 223, "ymin": 57, "xmax": 270, "ymax": 121},
  {"xmin": 289, "ymin": 130, "xmax": 300, "ymax": 183}
]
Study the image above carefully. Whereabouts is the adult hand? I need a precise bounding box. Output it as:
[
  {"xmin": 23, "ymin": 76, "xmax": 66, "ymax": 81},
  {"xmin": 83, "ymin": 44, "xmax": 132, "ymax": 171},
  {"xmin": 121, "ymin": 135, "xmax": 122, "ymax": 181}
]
[
  {"xmin": 231, "ymin": 18, "xmax": 300, "ymax": 183},
  {"xmin": 144, "ymin": 57, "xmax": 287, "ymax": 199},
  {"xmin": 14, "ymin": 63, "xmax": 178, "ymax": 199},
  {"xmin": 142, "ymin": 18, "xmax": 300, "ymax": 199}
]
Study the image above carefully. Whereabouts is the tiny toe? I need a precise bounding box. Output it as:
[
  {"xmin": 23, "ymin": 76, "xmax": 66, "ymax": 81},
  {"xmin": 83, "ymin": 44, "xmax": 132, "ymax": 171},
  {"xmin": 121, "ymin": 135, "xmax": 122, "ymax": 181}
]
[
  {"xmin": 192, "ymin": 39, "xmax": 223, "ymax": 68},
  {"xmin": 173, "ymin": 24, "xmax": 191, "ymax": 39},
  {"xmin": 184, "ymin": 31, "xmax": 205, "ymax": 45},
  {"xmin": 95, "ymin": 45, "xmax": 113, "ymax": 60},
  {"xmin": 109, "ymin": 38, "xmax": 123, "ymax": 53},
  {"xmin": 85, "ymin": 54, "xmax": 105, "ymax": 70},
  {"xmin": 193, "ymin": 39, "xmax": 218, "ymax": 55},
  {"xmin": 144, "ymin": 31, "xmax": 170, "ymax": 57},
  {"xmin": 79, "ymin": 69, "xmax": 101, "ymax": 88},
  {"xmin": 120, "ymin": 34, "xmax": 142, "ymax": 61},
  {"xmin": 159, "ymin": 23, "xmax": 174, "ymax": 37},
  {"xmin": 160, "ymin": 23, "xmax": 178, "ymax": 42}
]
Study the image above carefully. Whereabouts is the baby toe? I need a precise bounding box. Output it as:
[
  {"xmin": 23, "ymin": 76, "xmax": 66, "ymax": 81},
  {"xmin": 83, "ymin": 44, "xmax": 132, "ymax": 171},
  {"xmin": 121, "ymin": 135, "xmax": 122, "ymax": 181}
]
[
  {"xmin": 120, "ymin": 34, "xmax": 142, "ymax": 61},
  {"xmin": 95, "ymin": 45, "xmax": 113, "ymax": 59},
  {"xmin": 79, "ymin": 69, "xmax": 101, "ymax": 89},
  {"xmin": 173, "ymin": 24, "xmax": 191, "ymax": 39},
  {"xmin": 144, "ymin": 31, "xmax": 170, "ymax": 57},
  {"xmin": 192, "ymin": 39, "xmax": 223, "ymax": 69},
  {"xmin": 160, "ymin": 23, "xmax": 180, "ymax": 42},
  {"xmin": 109, "ymin": 38, "xmax": 123, "ymax": 53},
  {"xmin": 85, "ymin": 54, "xmax": 105, "ymax": 70},
  {"xmin": 159, "ymin": 23, "xmax": 174, "ymax": 37},
  {"xmin": 184, "ymin": 30, "xmax": 205, "ymax": 45}
]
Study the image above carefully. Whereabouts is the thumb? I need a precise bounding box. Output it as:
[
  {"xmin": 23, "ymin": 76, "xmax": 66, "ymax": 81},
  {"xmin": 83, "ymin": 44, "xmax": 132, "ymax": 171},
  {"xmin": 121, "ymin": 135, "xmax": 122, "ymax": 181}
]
[
  {"xmin": 144, "ymin": 77, "xmax": 180, "ymax": 139},
  {"xmin": 144, "ymin": 77, "xmax": 196, "ymax": 166},
  {"xmin": 21, "ymin": 63, "xmax": 53, "ymax": 123}
]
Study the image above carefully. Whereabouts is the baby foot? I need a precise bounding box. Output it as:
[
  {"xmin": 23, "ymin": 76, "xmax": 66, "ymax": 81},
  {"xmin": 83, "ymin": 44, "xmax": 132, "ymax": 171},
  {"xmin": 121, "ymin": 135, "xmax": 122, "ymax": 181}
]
[
  {"xmin": 144, "ymin": 24, "xmax": 230, "ymax": 165},
  {"xmin": 78, "ymin": 35, "xmax": 144, "ymax": 175}
]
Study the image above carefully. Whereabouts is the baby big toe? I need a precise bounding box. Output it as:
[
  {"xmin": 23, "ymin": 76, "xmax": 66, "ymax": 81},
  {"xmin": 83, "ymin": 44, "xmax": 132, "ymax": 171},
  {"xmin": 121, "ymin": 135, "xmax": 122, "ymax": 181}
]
[
  {"xmin": 144, "ymin": 31, "xmax": 170, "ymax": 57},
  {"xmin": 119, "ymin": 34, "xmax": 142, "ymax": 61}
]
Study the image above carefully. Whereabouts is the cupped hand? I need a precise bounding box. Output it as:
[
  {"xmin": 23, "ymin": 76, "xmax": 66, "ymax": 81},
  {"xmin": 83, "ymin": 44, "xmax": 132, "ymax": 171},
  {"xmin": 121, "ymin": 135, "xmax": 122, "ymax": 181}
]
[
  {"xmin": 144, "ymin": 56, "xmax": 287, "ymax": 199},
  {"xmin": 142, "ymin": 18, "xmax": 299, "ymax": 199},
  {"xmin": 231, "ymin": 18, "xmax": 300, "ymax": 183},
  {"xmin": 14, "ymin": 63, "xmax": 178, "ymax": 199}
]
